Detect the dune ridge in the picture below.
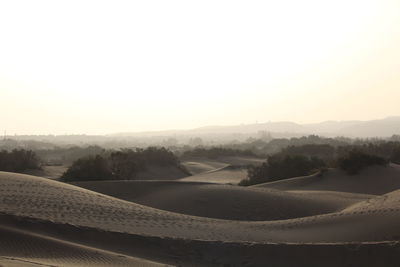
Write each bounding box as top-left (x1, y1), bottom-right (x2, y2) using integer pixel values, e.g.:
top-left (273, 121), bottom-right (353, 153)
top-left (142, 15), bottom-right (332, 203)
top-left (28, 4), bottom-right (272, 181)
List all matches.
top-left (0, 222), bottom-right (166, 267)
top-left (254, 164), bottom-right (400, 194)
top-left (73, 180), bottom-right (372, 221)
top-left (2, 168), bottom-right (400, 266)
top-left (180, 165), bottom-right (248, 184)
top-left (1, 171), bottom-right (400, 243)
top-left (2, 213), bottom-right (400, 267)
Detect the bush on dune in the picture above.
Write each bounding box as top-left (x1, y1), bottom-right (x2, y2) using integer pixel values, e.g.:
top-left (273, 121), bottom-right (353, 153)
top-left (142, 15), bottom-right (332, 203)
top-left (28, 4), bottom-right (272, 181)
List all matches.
top-left (61, 147), bottom-right (189, 182)
top-left (0, 149), bottom-right (41, 172)
top-left (391, 148), bottom-right (400, 165)
top-left (239, 141), bottom-right (399, 186)
top-left (239, 154), bottom-right (325, 186)
top-left (61, 155), bottom-right (113, 181)
top-left (337, 150), bottom-right (388, 175)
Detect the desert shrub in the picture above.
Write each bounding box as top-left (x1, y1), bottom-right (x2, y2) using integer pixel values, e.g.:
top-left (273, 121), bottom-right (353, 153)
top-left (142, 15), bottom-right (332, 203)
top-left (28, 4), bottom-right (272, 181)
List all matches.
top-left (267, 155), bottom-right (325, 180)
top-left (61, 155), bottom-right (113, 181)
top-left (139, 147), bottom-right (179, 166)
top-left (239, 154), bottom-right (325, 186)
top-left (280, 144), bottom-right (335, 162)
top-left (109, 151), bottom-right (140, 180)
top-left (239, 162), bottom-right (270, 186)
top-left (337, 150), bottom-right (388, 175)
top-left (61, 147), bottom-right (188, 181)
top-left (0, 149), bottom-right (41, 172)
top-left (391, 147), bottom-right (400, 164)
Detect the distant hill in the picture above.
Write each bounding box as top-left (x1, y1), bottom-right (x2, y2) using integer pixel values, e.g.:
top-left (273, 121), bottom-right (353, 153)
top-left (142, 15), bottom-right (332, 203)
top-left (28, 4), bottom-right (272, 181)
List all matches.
top-left (111, 116), bottom-right (400, 138)
top-left (334, 117), bottom-right (400, 137)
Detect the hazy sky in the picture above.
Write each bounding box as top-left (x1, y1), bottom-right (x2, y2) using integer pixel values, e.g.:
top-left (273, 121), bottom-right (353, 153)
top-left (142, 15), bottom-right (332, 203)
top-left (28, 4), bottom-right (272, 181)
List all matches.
top-left (1, 0), bottom-right (400, 134)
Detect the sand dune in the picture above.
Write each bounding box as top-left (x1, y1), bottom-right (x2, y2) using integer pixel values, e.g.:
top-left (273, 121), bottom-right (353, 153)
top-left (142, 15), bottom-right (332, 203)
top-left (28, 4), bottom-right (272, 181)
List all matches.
top-left (2, 171), bottom-right (400, 265)
top-left (1, 171), bottom-right (400, 243)
top-left (134, 165), bottom-right (189, 180)
top-left (180, 165), bottom-right (248, 184)
top-left (254, 164), bottom-right (400, 195)
top-left (181, 156), bottom-right (264, 176)
top-left (181, 160), bottom-right (228, 175)
top-left (216, 156), bottom-right (265, 166)
top-left (180, 156), bottom-right (265, 184)
top-left (2, 214), bottom-right (400, 267)
top-left (0, 222), bottom-right (166, 267)
top-left (73, 180), bottom-right (372, 221)
top-left (23, 165), bottom-right (68, 180)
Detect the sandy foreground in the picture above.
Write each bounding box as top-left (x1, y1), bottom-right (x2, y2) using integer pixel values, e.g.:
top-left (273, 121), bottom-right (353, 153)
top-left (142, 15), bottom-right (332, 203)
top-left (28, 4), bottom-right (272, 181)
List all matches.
top-left (1, 165), bottom-right (400, 266)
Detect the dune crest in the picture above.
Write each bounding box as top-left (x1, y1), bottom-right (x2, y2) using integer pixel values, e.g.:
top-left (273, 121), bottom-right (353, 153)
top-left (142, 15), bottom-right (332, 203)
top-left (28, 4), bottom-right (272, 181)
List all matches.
top-left (0, 171), bottom-right (399, 243)
top-left (255, 164), bottom-right (400, 195)
top-left (2, 170), bottom-right (400, 266)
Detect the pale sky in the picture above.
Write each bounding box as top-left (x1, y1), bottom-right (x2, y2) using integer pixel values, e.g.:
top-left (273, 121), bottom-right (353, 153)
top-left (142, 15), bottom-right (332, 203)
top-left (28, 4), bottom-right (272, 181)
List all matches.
top-left (1, 0), bottom-right (400, 134)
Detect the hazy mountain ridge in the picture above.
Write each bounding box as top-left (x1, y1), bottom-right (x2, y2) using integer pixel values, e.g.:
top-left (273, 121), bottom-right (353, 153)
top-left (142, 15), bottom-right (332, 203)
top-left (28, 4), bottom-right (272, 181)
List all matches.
top-left (111, 117), bottom-right (400, 138)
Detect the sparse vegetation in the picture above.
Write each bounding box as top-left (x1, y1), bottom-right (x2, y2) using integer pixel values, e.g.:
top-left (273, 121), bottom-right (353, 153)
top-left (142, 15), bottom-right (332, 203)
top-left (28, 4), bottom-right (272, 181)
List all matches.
top-left (0, 149), bottom-right (41, 172)
top-left (337, 150), bottom-right (388, 175)
top-left (240, 144), bottom-right (394, 186)
top-left (239, 154), bottom-right (325, 186)
top-left (61, 147), bottom-right (189, 182)
top-left (280, 144), bottom-right (336, 162)
top-left (2, 135), bottom-right (400, 184)
top-left (61, 155), bottom-right (112, 181)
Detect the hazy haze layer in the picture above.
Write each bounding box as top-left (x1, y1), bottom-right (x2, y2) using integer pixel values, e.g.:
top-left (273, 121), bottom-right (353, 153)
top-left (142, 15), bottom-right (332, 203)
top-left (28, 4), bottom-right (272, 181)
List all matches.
top-left (1, 0), bottom-right (399, 134)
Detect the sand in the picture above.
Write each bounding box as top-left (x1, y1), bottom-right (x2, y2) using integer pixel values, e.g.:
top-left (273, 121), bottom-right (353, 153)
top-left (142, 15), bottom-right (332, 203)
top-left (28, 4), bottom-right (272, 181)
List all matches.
top-left (181, 160), bottom-right (229, 175)
top-left (181, 156), bottom-right (264, 176)
top-left (2, 166), bottom-right (400, 266)
top-left (73, 180), bottom-right (372, 221)
top-left (135, 165), bottom-right (189, 180)
top-left (0, 222), bottom-right (166, 267)
top-left (255, 163), bottom-right (400, 194)
top-left (22, 165), bottom-right (69, 180)
top-left (180, 156), bottom-right (265, 184)
top-left (180, 166), bottom-right (248, 184)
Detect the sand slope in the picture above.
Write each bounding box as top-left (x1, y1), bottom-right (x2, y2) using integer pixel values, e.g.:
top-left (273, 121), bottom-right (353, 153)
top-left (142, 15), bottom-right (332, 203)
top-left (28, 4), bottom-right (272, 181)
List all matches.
top-left (135, 165), bottom-right (189, 180)
top-left (0, 171), bottom-right (399, 243)
top-left (2, 214), bottom-right (400, 267)
top-left (0, 223), bottom-right (166, 267)
top-left (254, 164), bottom-right (400, 195)
top-left (181, 156), bottom-right (264, 176)
top-left (73, 180), bottom-right (372, 221)
top-left (2, 171), bottom-right (400, 266)
top-left (180, 166), bottom-right (248, 184)
top-left (23, 165), bottom-right (68, 180)
top-left (181, 160), bottom-right (228, 175)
